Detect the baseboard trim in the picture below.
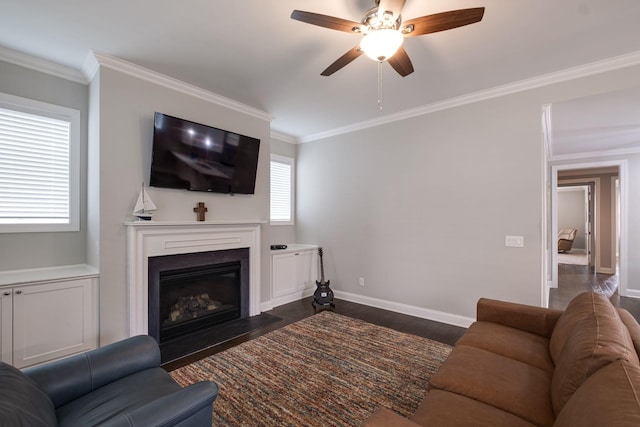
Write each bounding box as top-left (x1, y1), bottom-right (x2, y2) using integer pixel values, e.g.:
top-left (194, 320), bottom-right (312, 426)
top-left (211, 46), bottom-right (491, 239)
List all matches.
top-left (623, 288), bottom-right (640, 299)
top-left (334, 290), bottom-right (474, 328)
top-left (268, 288), bottom-right (315, 310)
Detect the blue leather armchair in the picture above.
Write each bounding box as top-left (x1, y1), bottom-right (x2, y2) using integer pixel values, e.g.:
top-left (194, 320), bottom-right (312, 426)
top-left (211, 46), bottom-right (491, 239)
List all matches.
top-left (0, 335), bottom-right (218, 426)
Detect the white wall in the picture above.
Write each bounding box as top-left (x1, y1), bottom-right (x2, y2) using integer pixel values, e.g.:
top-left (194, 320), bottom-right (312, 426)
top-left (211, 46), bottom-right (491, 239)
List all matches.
top-left (0, 60), bottom-right (88, 270)
top-left (297, 64), bottom-right (640, 320)
top-left (558, 188), bottom-right (586, 250)
top-left (91, 64), bottom-right (271, 344)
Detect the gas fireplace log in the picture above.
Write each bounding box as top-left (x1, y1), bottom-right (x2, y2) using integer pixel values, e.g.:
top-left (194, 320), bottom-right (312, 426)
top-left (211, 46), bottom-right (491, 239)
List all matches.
top-left (165, 293), bottom-right (222, 324)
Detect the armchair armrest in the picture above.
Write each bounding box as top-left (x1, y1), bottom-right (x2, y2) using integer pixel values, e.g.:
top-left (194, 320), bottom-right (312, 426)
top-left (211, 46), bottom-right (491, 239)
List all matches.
top-left (24, 335), bottom-right (160, 408)
top-left (477, 298), bottom-right (563, 338)
top-left (99, 381), bottom-right (219, 427)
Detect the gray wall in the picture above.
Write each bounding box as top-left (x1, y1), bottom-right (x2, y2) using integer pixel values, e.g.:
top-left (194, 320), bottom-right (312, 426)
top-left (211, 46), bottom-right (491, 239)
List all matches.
top-left (558, 188), bottom-right (586, 250)
top-left (269, 137), bottom-right (297, 245)
top-left (296, 64), bottom-right (640, 319)
top-left (0, 60), bottom-right (88, 270)
top-left (91, 65), bottom-right (271, 344)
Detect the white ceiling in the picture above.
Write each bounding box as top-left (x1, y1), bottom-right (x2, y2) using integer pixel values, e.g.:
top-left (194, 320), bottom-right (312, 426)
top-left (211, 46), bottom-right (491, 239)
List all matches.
top-left (2, 0), bottom-right (640, 142)
top-left (550, 87), bottom-right (640, 158)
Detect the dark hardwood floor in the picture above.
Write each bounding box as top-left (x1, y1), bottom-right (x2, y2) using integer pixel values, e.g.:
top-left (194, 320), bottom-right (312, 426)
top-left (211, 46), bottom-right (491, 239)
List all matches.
top-left (164, 265), bottom-right (640, 371)
top-left (551, 262), bottom-right (640, 321)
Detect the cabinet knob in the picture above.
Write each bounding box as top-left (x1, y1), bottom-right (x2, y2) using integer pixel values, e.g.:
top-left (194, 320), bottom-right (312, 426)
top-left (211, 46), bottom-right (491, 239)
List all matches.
top-left (2, 291), bottom-right (10, 296)
top-left (15, 290), bottom-right (22, 295)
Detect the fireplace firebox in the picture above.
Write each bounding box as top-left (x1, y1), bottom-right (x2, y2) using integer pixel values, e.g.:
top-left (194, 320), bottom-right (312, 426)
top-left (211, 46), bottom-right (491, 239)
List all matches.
top-left (148, 248), bottom-right (250, 349)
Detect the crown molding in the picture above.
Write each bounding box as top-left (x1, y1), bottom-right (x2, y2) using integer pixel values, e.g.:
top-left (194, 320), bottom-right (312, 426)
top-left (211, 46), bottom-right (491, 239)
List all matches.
top-left (0, 45), bottom-right (88, 84)
top-left (299, 50), bottom-right (640, 143)
top-left (88, 51), bottom-right (272, 123)
top-left (81, 50), bottom-right (100, 82)
top-left (550, 145), bottom-right (640, 162)
top-left (270, 130), bottom-right (298, 144)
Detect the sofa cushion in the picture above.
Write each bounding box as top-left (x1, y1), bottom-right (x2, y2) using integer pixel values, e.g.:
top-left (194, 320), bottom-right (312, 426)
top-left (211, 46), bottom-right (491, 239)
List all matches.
top-left (618, 308), bottom-right (640, 360)
top-left (55, 367), bottom-right (181, 427)
top-left (554, 360), bottom-right (640, 426)
top-left (549, 291), bottom-right (599, 361)
top-left (0, 362), bottom-right (58, 427)
top-left (456, 321), bottom-right (554, 372)
top-left (550, 293), bottom-right (639, 414)
top-left (411, 389), bottom-right (537, 427)
top-left (428, 345), bottom-right (554, 427)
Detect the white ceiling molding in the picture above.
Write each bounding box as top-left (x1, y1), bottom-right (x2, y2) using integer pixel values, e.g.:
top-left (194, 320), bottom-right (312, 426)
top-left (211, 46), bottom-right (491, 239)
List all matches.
top-left (550, 145), bottom-right (640, 162)
top-left (299, 50), bottom-right (640, 143)
top-left (0, 45), bottom-right (87, 84)
top-left (270, 130), bottom-right (297, 144)
top-left (87, 51), bottom-right (272, 123)
top-left (81, 50), bottom-right (100, 83)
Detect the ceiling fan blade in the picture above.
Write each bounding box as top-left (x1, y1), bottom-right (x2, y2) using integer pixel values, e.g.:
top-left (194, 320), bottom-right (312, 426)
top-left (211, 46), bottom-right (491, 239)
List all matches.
top-left (402, 7), bottom-right (485, 37)
top-left (321, 46), bottom-right (364, 76)
top-left (377, 0), bottom-right (406, 20)
top-left (387, 46), bottom-right (414, 77)
top-left (291, 10), bottom-right (362, 33)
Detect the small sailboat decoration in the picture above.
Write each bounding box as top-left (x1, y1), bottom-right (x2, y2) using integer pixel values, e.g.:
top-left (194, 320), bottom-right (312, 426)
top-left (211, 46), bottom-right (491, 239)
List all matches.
top-left (133, 183), bottom-right (157, 221)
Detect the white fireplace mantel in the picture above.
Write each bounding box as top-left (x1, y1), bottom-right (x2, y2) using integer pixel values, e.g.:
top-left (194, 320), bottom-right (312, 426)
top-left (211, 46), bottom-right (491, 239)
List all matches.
top-left (125, 220), bottom-right (264, 336)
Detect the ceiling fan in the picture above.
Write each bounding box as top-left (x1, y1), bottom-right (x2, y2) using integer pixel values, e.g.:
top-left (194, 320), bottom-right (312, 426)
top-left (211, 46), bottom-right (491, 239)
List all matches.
top-left (291, 0), bottom-right (485, 77)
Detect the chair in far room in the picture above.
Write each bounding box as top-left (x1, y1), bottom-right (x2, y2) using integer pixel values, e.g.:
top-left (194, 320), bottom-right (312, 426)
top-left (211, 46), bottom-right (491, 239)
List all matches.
top-left (558, 228), bottom-right (577, 253)
top-left (0, 335), bottom-right (218, 426)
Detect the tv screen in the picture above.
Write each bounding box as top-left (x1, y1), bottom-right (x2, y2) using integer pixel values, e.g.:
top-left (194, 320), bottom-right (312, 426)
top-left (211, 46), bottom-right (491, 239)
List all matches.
top-left (150, 112), bottom-right (260, 194)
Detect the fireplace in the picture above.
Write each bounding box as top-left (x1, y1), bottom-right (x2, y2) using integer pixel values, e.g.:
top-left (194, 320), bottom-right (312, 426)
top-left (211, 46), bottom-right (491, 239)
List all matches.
top-left (148, 248), bottom-right (250, 347)
top-left (127, 221), bottom-right (262, 336)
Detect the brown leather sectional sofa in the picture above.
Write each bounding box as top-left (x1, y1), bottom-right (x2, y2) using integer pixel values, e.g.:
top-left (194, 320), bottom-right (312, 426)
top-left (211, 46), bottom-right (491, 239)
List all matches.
top-left (363, 292), bottom-right (640, 426)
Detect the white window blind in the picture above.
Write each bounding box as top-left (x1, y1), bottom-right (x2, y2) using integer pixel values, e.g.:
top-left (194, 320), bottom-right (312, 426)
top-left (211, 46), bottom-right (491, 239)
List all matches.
top-left (0, 93), bottom-right (79, 232)
top-left (270, 155), bottom-right (294, 224)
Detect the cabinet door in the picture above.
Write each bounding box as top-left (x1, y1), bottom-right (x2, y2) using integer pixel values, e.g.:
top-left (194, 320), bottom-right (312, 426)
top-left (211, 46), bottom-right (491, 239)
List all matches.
top-left (272, 253), bottom-right (297, 298)
top-left (13, 278), bottom-right (97, 368)
top-left (296, 250), bottom-right (318, 291)
top-left (0, 289), bottom-right (12, 364)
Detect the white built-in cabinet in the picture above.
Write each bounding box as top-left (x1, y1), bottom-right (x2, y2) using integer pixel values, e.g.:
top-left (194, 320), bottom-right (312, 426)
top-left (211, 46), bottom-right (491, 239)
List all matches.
top-left (271, 244), bottom-right (318, 308)
top-left (0, 265), bottom-right (98, 368)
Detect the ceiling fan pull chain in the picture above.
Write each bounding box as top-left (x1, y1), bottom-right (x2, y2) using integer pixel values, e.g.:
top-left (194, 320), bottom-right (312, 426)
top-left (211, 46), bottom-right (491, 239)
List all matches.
top-left (377, 60), bottom-right (383, 111)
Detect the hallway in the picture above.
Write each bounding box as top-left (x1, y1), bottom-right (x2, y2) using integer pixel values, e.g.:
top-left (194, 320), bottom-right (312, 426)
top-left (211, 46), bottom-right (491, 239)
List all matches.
top-left (550, 263), bottom-right (640, 321)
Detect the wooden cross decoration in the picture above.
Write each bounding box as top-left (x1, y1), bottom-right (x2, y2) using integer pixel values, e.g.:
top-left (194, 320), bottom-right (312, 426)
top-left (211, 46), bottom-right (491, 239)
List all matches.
top-left (193, 202), bottom-right (208, 221)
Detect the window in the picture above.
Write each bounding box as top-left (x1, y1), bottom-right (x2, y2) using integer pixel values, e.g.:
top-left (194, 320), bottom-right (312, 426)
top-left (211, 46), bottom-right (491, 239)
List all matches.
top-left (0, 93), bottom-right (80, 233)
top-left (270, 154), bottom-right (294, 225)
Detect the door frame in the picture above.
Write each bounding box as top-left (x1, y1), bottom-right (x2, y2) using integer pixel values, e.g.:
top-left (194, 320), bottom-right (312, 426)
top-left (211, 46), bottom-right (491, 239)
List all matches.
top-left (556, 184), bottom-right (592, 267)
top-left (549, 160), bottom-right (628, 299)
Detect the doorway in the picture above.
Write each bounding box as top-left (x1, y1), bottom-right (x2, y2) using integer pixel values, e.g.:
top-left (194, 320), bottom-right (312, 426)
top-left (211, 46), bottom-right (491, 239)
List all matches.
top-left (548, 161), bottom-right (627, 307)
top-left (557, 185), bottom-right (591, 267)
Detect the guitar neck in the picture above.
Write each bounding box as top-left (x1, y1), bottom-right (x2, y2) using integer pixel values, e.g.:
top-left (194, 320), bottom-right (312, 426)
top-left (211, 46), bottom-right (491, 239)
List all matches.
top-left (319, 248), bottom-right (325, 283)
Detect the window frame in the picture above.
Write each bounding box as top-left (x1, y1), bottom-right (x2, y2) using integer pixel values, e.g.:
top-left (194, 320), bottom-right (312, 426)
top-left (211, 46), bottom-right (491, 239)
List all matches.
top-left (0, 92), bottom-right (80, 233)
top-left (270, 154), bottom-right (295, 226)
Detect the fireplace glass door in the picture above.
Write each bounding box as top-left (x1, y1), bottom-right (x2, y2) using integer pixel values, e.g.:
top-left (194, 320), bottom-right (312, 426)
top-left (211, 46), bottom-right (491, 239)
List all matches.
top-left (158, 261), bottom-right (241, 342)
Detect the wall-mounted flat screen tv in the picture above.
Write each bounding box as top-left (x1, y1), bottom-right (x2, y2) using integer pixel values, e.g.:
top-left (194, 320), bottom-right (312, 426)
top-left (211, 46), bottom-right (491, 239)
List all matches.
top-left (150, 112), bottom-right (260, 194)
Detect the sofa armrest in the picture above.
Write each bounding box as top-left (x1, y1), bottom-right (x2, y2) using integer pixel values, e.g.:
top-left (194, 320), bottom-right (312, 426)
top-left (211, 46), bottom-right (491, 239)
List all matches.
top-left (361, 407), bottom-right (421, 427)
top-left (477, 298), bottom-right (563, 338)
top-left (99, 381), bottom-right (219, 427)
top-left (24, 335), bottom-right (160, 408)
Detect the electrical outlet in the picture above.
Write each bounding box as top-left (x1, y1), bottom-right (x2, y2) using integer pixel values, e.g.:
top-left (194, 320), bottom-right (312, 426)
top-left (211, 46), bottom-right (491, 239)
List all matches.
top-left (358, 277), bottom-right (365, 287)
top-left (505, 235), bottom-right (524, 247)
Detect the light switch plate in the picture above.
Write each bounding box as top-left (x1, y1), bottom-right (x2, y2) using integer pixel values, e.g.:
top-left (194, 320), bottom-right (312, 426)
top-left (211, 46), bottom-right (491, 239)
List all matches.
top-left (505, 235), bottom-right (524, 247)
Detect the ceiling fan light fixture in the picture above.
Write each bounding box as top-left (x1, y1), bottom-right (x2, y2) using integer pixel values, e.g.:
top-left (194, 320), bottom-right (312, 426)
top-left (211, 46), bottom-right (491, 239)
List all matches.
top-left (360, 29), bottom-right (403, 62)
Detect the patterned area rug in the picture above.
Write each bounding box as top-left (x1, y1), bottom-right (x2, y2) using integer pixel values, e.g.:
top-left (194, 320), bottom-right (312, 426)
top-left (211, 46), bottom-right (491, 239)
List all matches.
top-left (170, 311), bottom-right (452, 426)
